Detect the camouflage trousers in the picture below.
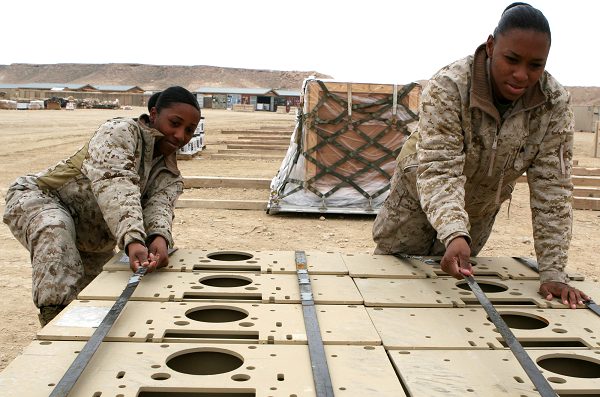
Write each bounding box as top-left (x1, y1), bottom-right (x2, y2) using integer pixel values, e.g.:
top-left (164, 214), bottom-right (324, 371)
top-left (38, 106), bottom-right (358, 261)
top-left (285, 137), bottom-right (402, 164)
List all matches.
top-left (3, 176), bottom-right (115, 308)
top-left (373, 161), bottom-right (498, 256)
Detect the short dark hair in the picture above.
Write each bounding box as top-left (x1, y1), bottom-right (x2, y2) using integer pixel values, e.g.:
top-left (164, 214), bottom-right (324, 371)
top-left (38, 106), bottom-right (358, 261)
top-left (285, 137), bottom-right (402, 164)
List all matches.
top-left (493, 2), bottom-right (551, 44)
top-left (154, 86), bottom-right (200, 113)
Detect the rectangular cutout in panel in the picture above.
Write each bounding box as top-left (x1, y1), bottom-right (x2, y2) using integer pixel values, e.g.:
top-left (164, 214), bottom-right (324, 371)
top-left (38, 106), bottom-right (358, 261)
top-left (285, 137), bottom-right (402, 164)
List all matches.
top-left (193, 265), bottom-right (261, 272)
top-left (163, 331), bottom-right (259, 340)
top-left (182, 294), bottom-right (262, 301)
top-left (465, 299), bottom-right (537, 306)
top-left (138, 392), bottom-right (255, 397)
top-left (499, 339), bottom-right (587, 348)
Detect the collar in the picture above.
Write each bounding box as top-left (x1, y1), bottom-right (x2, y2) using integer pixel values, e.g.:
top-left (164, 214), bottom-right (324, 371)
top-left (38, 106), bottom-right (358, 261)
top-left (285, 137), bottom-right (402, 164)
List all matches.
top-left (469, 43), bottom-right (547, 122)
top-left (137, 114), bottom-right (180, 175)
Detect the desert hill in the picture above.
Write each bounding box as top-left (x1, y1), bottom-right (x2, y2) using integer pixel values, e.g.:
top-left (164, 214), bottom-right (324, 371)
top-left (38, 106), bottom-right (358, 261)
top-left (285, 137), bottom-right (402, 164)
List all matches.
top-left (1, 63), bottom-right (599, 105)
top-left (0, 63), bottom-right (331, 92)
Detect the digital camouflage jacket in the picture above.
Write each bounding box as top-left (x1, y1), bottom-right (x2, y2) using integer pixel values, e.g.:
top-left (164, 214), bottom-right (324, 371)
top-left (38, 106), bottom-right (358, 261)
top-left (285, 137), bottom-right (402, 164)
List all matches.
top-left (34, 115), bottom-right (183, 251)
top-left (399, 44), bottom-right (574, 284)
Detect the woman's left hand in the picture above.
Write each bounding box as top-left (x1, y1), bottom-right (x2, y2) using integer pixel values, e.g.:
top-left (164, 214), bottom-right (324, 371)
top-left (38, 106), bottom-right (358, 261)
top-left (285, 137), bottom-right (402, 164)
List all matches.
top-left (539, 281), bottom-right (590, 309)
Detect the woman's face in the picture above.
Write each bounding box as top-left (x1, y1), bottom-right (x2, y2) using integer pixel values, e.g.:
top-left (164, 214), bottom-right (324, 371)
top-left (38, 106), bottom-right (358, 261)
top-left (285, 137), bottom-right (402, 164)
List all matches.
top-left (150, 103), bottom-right (200, 156)
top-left (486, 28), bottom-right (550, 102)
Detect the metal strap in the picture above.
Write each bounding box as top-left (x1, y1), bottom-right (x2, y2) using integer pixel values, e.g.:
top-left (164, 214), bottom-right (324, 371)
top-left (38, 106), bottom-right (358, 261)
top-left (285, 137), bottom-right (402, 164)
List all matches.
top-left (295, 250), bottom-right (334, 397)
top-left (49, 267), bottom-right (147, 397)
top-left (465, 275), bottom-right (557, 397)
top-left (513, 256), bottom-right (599, 317)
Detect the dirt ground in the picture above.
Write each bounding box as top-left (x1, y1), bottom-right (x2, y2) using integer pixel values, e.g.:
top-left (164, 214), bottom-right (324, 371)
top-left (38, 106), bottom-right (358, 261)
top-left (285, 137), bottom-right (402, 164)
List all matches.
top-left (1, 107), bottom-right (599, 371)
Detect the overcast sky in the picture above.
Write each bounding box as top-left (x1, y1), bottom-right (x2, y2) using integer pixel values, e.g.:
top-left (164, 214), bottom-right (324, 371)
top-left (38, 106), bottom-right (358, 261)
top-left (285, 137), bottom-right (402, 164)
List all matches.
top-left (2, 0), bottom-right (599, 86)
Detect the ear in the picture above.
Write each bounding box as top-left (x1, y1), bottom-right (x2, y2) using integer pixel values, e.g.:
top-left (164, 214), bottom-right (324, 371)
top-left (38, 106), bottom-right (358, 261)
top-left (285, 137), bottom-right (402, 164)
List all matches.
top-left (149, 107), bottom-right (157, 124)
top-left (485, 34), bottom-right (495, 58)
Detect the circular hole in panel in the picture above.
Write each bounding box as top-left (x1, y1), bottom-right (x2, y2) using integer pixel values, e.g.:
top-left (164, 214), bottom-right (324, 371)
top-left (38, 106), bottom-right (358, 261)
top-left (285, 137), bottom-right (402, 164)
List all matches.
top-left (151, 373), bottom-right (171, 380)
top-left (206, 251), bottom-right (254, 261)
top-left (199, 276), bottom-right (252, 288)
top-left (456, 280), bottom-right (508, 293)
top-left (239, 322), bottom-right (254, 327)
top-left (485, 313), bottom-right (549, 330)
top-left (537, 354), bottom-right (600, 378)
top-left (186, 307), bottom-right (249, 323)
top-left (552, 328), bottom-right (568, 334)
top-left (231, 374), bottom-right (251, 382)
top-left (174, 321), bottom-right (190, 326)
top-left (167, 350), bottom-right (243, 375)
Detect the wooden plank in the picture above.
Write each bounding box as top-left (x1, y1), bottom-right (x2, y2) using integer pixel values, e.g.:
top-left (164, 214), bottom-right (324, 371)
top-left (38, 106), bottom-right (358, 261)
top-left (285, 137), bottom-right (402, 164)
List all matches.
top-left (183, 176), bottom-right (271, 189)
top-left (574, 187), bottom-right (600, 198)
top-left (207, 153), bottom-right (284, 160)
top-left (234, 136), bottom-right (291, 141)
top-left (218, 139), bottom-right (290, 145)
top-left (220, 129), bottom-right (291, 135)
top-left (217, 148), bottom-right (287, 155)
top-left (176, 198), bottom-right (267, 210)
top-left (518, 173), bottom-right (600, 186)
top-left (227, 144), bottom-right (289, 150)
top-left (573, 175), bottom-right (600, 186)
top-left (573, 167), bottom-right (600, 176)
top-left (573, 196), bottom-right (600, 211)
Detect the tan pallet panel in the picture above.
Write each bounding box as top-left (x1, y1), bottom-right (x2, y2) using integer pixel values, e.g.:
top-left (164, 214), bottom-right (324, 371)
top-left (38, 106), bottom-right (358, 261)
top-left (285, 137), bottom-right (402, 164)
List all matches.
top-left (389, 349), bottom-right (600, 396)
top-left (0, 341), bottom-right (406, 397)
top-left (341, 253), bottom-right (429, 278)
top-left (104, 249), bottom-right (349, 275)
top-left (367, 307), bottom-right (600, 350)
top-left (342, 254), bottom-right (539, 280)
top-left (38, 300), bottom-right (381, 346)
top-left (354, 277), bottom-right (600, 308)
top-left (79, 271), bottom-right (363, 304)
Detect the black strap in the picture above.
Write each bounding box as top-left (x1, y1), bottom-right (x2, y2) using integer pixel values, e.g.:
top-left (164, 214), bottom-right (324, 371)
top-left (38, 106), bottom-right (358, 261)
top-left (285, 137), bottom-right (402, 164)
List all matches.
top-left (295, 250), bottom-right (334, 397)
top-left (49, 267), bottom-right (147, 397)
top-left (465, 275), bottom-right (557, 397)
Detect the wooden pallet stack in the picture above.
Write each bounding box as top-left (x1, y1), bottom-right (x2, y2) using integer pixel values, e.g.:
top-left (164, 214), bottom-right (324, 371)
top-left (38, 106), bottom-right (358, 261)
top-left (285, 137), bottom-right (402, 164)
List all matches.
top-left (211, 127), bottom-right (294, 161)
top-left (1, 250), bottom-right (599, 396)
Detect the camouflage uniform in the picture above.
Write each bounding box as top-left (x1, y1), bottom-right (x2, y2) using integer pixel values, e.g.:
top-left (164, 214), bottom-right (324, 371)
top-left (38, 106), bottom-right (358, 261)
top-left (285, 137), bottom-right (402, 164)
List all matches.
top-left (373, 44), bottom-right (573, 284)
top-left (3, 115), bottom-right (184, 308)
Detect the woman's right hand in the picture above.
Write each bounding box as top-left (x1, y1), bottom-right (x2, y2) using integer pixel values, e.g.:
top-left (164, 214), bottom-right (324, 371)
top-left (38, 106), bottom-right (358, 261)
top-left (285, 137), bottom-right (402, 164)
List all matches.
top-left (440, 237), bottom-right (472, 279)
top-left (127, 242), bottom-right (158, 272)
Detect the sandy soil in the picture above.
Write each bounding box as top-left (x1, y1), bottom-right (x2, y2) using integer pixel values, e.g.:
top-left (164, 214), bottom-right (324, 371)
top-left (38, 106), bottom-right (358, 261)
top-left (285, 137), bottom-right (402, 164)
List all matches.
top-left (0, 107), bottom-right (599, 371)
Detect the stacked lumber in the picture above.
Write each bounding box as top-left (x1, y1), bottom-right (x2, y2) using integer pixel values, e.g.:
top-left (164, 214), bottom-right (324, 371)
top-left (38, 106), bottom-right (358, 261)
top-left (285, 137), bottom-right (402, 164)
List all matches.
top-left (210, 127), bottom-right (293, 160)
top-left (518, 166), bottom-right (600, 210)
top-left (572, 167), bottom-right (600, 210)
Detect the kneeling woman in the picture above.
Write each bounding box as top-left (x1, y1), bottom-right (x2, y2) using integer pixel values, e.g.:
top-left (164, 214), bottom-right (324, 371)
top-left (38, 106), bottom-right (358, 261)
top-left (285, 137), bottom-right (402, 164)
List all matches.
top-left (4, 86), bottom-right (201, 325)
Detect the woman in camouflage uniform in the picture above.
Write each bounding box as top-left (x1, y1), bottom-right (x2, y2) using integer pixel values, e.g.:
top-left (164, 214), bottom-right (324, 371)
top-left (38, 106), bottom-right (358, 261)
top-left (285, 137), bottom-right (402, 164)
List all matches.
top-left (373, 3), bottom-right (589, 308)
top-left (4, 86), bottom-right (201, 325)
